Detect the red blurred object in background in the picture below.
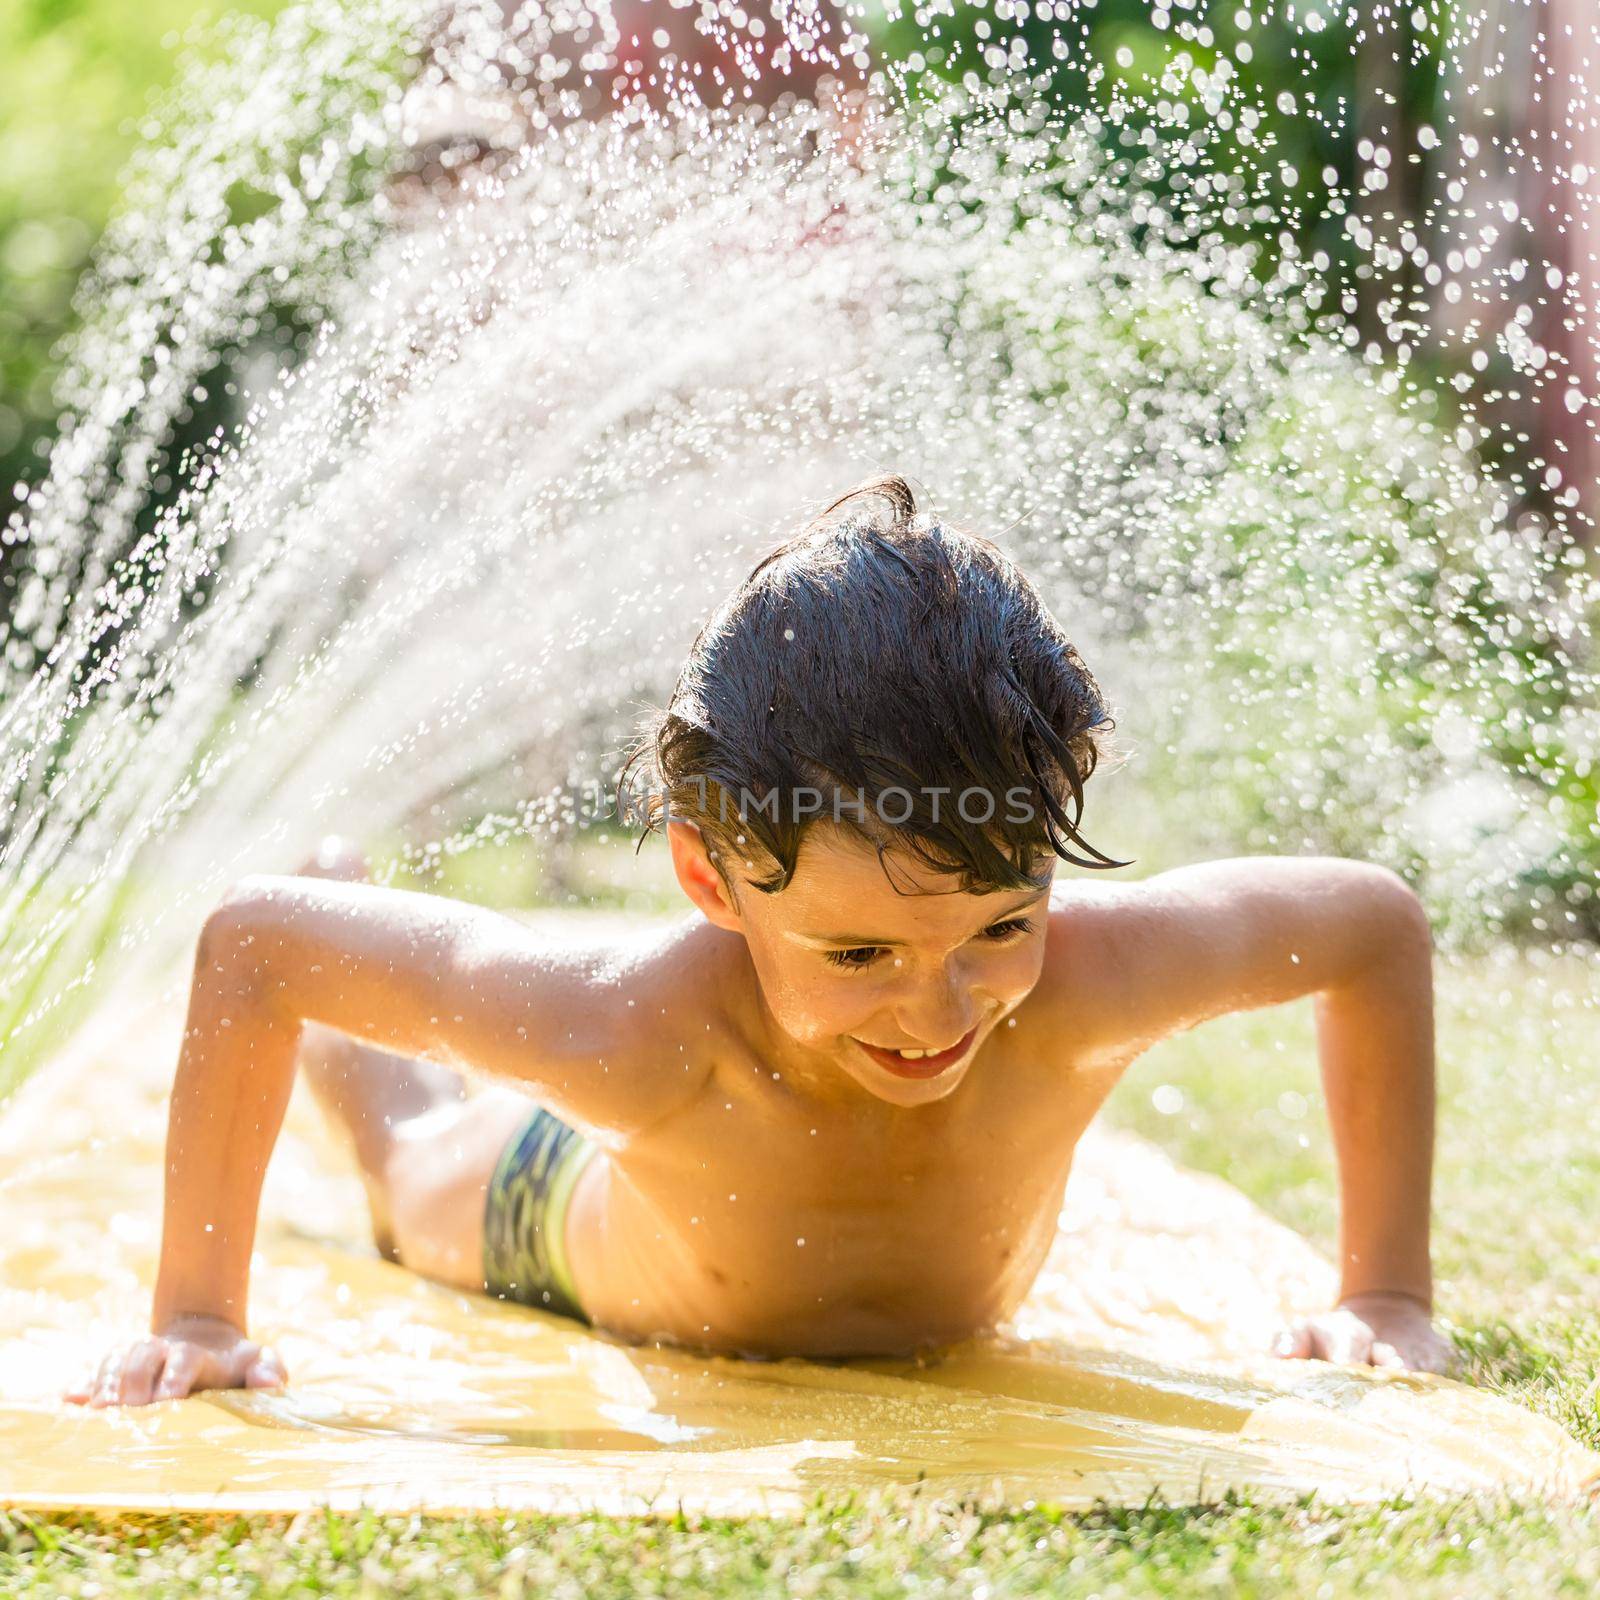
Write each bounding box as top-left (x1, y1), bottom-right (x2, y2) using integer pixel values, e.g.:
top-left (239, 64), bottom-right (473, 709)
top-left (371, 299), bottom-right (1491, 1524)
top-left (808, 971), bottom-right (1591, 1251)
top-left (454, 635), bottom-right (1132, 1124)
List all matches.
top-left (598, 0), bottom-right (869, 113)
top-left (394, 0), bottom-right (874, 210)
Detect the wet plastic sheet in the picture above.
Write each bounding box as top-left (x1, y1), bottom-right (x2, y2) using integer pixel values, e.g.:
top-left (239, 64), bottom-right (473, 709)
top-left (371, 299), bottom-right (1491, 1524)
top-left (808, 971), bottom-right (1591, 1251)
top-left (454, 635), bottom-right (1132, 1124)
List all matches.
top-left (1, 975), bottom-right (1594, 1517)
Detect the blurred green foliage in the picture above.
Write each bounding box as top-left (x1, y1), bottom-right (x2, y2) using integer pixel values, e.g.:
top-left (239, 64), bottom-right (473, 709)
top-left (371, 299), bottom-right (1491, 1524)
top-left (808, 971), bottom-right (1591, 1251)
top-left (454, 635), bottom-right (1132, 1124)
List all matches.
top-left (874, 0), bottom-right (1449, 339)
top-left (1, 0), bottom-right (1591, 948)
top-left (3, 0), bottom-right (1459, 535)
top-left (0, 0), bottom-right (289, 525)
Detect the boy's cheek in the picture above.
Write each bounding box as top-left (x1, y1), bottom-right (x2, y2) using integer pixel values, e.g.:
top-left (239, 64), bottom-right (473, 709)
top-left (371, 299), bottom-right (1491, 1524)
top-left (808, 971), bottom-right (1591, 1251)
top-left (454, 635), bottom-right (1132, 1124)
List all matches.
top-left (780, 995), bottom-right (874, 1048)
top-left (800, 1000), bottom-right (895, 1056)
top-left (755, 948), bottom-right (866, 1026)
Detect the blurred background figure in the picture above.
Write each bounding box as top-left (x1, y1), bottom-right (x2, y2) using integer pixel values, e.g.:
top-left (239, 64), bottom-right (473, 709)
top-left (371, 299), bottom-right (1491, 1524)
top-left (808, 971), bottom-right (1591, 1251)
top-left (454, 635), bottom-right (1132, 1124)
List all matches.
top-left (392, 0), bottom-right (874, 207)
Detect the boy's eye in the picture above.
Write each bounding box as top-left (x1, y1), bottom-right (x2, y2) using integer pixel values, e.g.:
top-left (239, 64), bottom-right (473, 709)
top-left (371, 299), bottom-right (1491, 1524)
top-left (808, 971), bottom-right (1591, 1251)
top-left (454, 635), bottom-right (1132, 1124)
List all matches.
top-left (822, 916), bottom-right (1036, 972)
top-left (824, 945), bottom-right (882, 970)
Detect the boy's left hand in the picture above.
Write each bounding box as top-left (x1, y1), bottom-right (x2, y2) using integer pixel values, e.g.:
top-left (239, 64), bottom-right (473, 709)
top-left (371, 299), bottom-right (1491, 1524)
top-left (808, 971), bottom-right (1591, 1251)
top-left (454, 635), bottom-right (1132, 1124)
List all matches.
top-left (1271, 1290), bottom-right (1454, 1375)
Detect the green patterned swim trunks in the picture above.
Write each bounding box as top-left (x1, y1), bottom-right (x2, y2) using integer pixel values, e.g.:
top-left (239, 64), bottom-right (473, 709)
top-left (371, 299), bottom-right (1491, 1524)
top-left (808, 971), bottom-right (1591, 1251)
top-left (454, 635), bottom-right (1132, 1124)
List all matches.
top-left (482, 1102), bottom-right (599, 1322)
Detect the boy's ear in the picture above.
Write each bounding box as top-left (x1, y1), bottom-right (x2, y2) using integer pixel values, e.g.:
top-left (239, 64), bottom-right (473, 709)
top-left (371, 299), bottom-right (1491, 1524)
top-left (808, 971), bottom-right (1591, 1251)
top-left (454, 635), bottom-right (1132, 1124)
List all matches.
top-left (667, 819), bottom-right (741, 931)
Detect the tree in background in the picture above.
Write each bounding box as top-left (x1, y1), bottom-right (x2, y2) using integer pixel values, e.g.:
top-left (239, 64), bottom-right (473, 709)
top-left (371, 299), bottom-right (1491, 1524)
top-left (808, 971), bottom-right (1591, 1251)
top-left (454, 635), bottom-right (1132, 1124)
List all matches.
top-left (1426, 0), bottom-right (1600, 545)
top-left (877, 0), bottom-right (1598, 544)
top-left (874, 0), bottom-right (1439, 336)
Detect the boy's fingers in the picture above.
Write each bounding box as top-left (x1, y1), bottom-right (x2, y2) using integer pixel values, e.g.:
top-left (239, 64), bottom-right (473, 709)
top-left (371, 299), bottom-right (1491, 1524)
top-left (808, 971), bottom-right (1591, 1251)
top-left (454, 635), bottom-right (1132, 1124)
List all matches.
top-left (72, 1338), bottom-right (285, 1405)
top-left (83, 1350), bottom-right (113, 1401)
top-left (244, 1347), bottom-right (287, 1389)
top-left (1294, 1322), bottom-right (1342, 1364)
top-left (1370, 1340), bottom-right (1405, 1370)
top-left (118, 1339), bottom-right (169, 1407)
top-left (155, 1345), bottom-right (203, 1400)
top-left (89, 1349), bottom-right (128, 1408)
top-left (1270, 1324), bottom-right (1312, 1359)
top-left (1327, 1324), bottom-right (1371, 1366)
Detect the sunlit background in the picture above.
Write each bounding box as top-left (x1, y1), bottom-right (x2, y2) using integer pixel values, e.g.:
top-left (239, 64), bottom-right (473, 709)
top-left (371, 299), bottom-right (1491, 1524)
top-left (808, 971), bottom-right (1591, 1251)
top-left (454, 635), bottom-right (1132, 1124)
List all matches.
top-left (1, 0), bottom-right (1597, 1139)
top-left (2, 1), bottom-right (1600, 1583)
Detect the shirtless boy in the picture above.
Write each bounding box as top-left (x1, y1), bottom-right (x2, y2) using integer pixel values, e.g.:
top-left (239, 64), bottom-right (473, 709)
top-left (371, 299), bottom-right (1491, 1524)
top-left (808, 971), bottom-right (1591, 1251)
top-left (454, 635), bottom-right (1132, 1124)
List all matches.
top-left (74, 473), bottom-right (1452, 1407)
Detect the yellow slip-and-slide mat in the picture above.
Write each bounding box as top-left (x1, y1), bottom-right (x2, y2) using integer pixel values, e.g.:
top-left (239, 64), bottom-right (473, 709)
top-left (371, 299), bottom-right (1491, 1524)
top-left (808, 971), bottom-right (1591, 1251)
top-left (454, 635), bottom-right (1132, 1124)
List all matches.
top-left (1, 922), bottom-right (1594, 1516)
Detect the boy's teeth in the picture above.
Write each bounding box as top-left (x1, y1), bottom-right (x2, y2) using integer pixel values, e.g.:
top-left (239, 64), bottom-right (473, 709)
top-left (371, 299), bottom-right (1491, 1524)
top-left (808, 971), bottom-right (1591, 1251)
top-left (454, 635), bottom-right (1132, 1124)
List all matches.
top-left (896, 1047), bottom-right (934, 1058)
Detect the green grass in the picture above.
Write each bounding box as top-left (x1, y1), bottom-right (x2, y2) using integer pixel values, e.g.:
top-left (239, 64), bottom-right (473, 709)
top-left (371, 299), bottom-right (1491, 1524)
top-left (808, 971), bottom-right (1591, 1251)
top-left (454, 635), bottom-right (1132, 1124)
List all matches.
top-left (2, 1486), bottom-right (1599, 1597)
top-left (3, 848), bottom-right (1598, 1593)
top-left (1108, 952), bottom-right (1600, 1455)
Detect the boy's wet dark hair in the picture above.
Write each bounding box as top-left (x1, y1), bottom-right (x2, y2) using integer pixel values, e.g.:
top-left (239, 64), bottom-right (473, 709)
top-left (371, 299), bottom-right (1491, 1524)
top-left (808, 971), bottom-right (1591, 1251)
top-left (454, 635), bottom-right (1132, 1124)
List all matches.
top-left (618, 473), bottom-right (1130, 897)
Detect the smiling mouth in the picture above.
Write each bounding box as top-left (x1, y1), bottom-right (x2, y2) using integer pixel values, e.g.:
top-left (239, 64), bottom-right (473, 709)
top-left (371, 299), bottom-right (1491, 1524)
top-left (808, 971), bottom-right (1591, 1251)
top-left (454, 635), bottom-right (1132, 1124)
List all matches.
top-left (852, 1025), bottom-right (981, 1079)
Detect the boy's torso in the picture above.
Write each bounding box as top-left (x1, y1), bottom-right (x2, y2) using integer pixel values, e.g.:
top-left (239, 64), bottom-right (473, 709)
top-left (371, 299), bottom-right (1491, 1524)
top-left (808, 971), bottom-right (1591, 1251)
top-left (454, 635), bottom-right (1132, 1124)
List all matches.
top-left (564, 910), bottom-right (1128, 1358)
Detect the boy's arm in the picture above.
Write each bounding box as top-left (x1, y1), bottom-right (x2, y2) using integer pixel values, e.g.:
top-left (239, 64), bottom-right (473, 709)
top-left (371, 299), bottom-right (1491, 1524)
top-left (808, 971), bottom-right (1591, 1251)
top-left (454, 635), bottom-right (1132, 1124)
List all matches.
top-left (76, 874), bottom-right (701, 1399)
top-left (1050, 856), bottom-right (1447, 1370)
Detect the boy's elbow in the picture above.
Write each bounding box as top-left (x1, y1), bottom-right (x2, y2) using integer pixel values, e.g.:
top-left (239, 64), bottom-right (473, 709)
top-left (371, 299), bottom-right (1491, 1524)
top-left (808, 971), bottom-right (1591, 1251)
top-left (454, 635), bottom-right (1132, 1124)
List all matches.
top-left (215, 873), bottom-right (281, 914)
top-left (1351, 863), bottom-right (1432, 955)
top-left (197, 878), bottom-right (280, 978)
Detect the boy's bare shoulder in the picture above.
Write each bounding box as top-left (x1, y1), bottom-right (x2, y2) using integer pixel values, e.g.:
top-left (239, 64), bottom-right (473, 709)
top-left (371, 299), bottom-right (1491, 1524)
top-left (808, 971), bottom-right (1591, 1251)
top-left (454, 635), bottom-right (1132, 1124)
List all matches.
top-left (1026, 868), bottom-right (1285, 1068)
top-left (502, 908), bottom-right (748, 1133)
top-left (1031, 868), bottom-right (1271, 1066)
top-left (1030, 855), bottom-right (1423, 1071)
top-left (1021, 875), bottom-right (1167, 1070)
top-left (514, 906), bottom-right (736, 987)
top-left (583, 907), bottom-right (753, 1056)
top-left (591, 910), bottom-right (751, 1038)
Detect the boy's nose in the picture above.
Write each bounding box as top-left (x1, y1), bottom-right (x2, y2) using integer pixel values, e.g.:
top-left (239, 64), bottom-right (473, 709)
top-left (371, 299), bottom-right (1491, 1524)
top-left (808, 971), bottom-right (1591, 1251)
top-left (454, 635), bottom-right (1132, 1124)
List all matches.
top-left (890, 985), bottom-right (981, 1051)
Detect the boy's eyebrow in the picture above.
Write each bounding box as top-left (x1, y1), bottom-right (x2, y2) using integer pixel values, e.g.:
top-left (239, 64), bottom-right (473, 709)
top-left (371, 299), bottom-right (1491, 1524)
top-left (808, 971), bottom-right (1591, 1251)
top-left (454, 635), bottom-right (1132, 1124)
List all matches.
top-left (786, 887), bottom-right (1051, 948)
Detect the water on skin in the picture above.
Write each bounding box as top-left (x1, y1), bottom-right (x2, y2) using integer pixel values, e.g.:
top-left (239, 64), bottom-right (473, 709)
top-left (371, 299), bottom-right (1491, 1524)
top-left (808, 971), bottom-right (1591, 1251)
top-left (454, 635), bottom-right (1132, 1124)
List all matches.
top-left (0, 0), bottom-right (1595, 1087)
top-left (0, 0), bottom-right (1597, 1508)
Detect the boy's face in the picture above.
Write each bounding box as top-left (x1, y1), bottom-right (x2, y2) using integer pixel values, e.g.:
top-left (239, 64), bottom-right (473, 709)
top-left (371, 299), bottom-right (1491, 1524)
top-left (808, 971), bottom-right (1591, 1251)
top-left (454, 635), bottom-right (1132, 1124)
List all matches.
top-left (668, 819), bottom-right (1055, 1109)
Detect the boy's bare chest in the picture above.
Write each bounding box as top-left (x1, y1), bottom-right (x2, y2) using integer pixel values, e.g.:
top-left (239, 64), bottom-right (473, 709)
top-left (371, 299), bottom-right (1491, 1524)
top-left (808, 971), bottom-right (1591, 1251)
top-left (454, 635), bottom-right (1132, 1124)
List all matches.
top-left (593, 1037), bottom-right (1108, 1355)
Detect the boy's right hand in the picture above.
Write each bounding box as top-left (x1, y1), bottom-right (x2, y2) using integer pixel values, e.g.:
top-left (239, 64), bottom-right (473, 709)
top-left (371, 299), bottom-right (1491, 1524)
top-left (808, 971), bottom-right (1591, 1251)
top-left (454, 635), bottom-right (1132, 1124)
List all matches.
top-left (65, 1314), bottom-right (287, 1408)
